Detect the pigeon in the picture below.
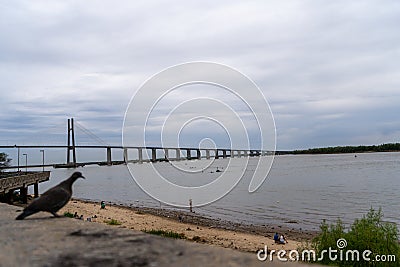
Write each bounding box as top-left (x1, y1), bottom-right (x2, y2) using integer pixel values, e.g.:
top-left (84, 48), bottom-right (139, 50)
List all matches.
top-left (16, 172), bottom-right (85, 220)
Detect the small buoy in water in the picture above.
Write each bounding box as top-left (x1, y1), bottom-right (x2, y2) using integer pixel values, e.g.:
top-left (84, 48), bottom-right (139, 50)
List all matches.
top-left (276, 201), bottom-right (279, 203)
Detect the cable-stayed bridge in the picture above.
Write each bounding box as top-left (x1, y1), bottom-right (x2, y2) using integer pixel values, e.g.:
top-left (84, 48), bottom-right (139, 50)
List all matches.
top-left (0, 118), bottom-right (273, 170)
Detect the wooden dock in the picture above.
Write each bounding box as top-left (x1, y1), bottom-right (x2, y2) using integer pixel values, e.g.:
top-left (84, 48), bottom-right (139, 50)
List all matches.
top-left (0, 171), bottom-right (50, 204)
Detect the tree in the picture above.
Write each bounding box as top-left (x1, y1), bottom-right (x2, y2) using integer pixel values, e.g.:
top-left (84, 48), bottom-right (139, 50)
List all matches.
top-left (0, 152), bottom-right (11, 172)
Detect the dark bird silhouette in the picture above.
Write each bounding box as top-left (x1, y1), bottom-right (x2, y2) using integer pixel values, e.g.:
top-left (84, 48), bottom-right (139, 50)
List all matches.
top-left (16, 172), bottom-right (85, 220)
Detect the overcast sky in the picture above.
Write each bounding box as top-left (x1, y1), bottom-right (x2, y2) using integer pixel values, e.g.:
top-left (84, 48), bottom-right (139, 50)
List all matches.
top-left (1, 0), bottom-right (400, 151)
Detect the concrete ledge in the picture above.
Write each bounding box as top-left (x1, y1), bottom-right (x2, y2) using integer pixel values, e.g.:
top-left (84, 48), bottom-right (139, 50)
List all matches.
top-left (0, 203), bottom-right (319, 267)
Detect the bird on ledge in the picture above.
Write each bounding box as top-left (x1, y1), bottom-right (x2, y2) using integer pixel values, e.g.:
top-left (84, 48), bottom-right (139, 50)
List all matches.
top-left (16, 172), bottom-right (85, 220)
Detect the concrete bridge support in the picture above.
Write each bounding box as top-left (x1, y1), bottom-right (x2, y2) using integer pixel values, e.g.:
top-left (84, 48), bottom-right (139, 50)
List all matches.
top-left (106, 147), bottom-right (112, 166)
top-left (186, 149), bottom-right (191, 160)
top-left (176, 149), bottom-right (181, 160)
top-left (164, 149), bottom-right (169, 160)
top-left (206, 150), bottom-right (210, 159)
top-left (123, 148), bottom-right (128, 163)
top-left (196, 149), bottom-right (201, 160)
top-left (138, 148), bottom-right (143, 163)
top-left (151, 149), bottom-right (157, 162)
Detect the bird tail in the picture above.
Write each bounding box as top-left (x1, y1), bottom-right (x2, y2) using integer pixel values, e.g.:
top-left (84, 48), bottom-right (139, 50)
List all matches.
top-left (16, 209), bottom-right (36, 220)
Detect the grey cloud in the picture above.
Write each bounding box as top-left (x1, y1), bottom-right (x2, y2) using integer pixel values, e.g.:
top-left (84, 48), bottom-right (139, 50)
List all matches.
top-left (1, 1), bottom-right (400, 150)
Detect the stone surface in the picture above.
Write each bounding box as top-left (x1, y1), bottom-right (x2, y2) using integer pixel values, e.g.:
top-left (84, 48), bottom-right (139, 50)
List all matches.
top-left (0, 203), bottom-right (320, 267)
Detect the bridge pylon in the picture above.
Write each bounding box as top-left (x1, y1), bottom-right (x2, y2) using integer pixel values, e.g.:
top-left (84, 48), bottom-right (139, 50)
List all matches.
top-left (66, 118), bottom-right (77, 166)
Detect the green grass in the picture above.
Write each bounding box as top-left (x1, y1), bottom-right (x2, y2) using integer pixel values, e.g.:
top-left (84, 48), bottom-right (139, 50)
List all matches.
top-left (63, 211), bottom-right (74, 218)
top-left (104, 219), bottom-right (122, 225)
top-left (142, 229), bottom-right (186, 239)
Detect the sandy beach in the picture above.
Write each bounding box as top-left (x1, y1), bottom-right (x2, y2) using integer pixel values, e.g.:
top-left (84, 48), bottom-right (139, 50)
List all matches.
top-left (60, 199), bottom-right (316, 253)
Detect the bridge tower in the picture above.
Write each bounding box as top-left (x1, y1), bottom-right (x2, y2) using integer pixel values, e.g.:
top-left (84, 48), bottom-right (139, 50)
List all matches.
top-left (67, 118), bottom-right (77, 166)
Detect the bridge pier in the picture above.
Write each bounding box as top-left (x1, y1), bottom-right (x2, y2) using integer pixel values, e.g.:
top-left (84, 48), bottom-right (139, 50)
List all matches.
top-left (106, 147), bottom-right (112, 166)
top-left (151, 149), bottom-right (157, 162)
top-left (222, 150), bottom-right (227, 158)
top-left (215, 149), bottom-right (219, 159)
top-left (138, 148), bottom-right (143, 163)
top-left (196, 149), bottom-right (201, 160)
top-left (186, 149), bottom-right (191, 160)
top-left (206, 150), bottom-right (210, 159)
top-left (123, 148), bottom-right (128, 163)
top-left (176, 149), bottom-right (180, 160)
top-left (164, 149), bottom-right (169, 160)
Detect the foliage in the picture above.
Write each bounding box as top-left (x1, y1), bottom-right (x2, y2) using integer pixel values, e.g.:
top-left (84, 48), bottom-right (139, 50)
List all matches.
top-left (63, 211), bottom-right (74, 218)
top-left (0, 152), bottom-right (12, 172)
top-left (142, 229), bottom-right (186, 239)
top-left (293, 143), bottom-right (400, 154)
top-left (104, 219), bottom-right (122, 225)
top-left (309, 208), bottom-right (399, 266)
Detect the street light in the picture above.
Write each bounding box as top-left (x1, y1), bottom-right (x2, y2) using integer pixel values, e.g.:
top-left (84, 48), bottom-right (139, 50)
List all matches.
top-left (22, 153), bottom-right (28, 173)
top-left (16, 145), bottom-right (20, 173)
top-left (40, 150), bottom-right (45, 172)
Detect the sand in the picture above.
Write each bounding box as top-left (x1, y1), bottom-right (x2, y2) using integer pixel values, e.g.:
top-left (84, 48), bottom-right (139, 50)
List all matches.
top-left (60, 199), bottom-right (313, 253)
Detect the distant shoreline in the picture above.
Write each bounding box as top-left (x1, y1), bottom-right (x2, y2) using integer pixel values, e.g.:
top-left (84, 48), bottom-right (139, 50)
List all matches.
top-left (276, 143), bottom-right (400, 155)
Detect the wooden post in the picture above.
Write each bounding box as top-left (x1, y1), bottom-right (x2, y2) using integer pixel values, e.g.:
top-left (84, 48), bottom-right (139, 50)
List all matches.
top-left (34, 182), bottom-right (39, 198)
top-left (5, 190), bottom-right (14, 204)
top-left (20, 186), bottom-right (28, 204)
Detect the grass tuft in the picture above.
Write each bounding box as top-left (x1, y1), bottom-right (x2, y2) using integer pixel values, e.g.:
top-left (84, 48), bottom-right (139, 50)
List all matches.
top-left (104, 219), bottom-right (122, 225)
top-left (142, 229), bottom-right (186, 239)
top-left (63, 211), bottom-right (74, 218)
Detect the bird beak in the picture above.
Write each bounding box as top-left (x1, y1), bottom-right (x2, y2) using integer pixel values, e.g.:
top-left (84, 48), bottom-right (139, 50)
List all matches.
top-left (80, 175), bottom-right (86, 179)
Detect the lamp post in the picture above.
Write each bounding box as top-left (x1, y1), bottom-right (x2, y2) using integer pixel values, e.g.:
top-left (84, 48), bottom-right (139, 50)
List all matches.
top-left (22, 153), bottom-right (28, 173)
top-left (40, 150), bottom-right (45, 172)
top-left (16, 145), bottom-right (20, 173)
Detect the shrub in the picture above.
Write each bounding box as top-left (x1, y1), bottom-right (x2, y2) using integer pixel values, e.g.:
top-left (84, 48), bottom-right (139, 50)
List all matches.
top-left (309, 208), bottom-right (399, 266)
top-left (63, 211), bottom-right (74, 218)
top-left (142, 229), bottom-right (185, 239)
top-left (104, 219), bottom-right (122, 225)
